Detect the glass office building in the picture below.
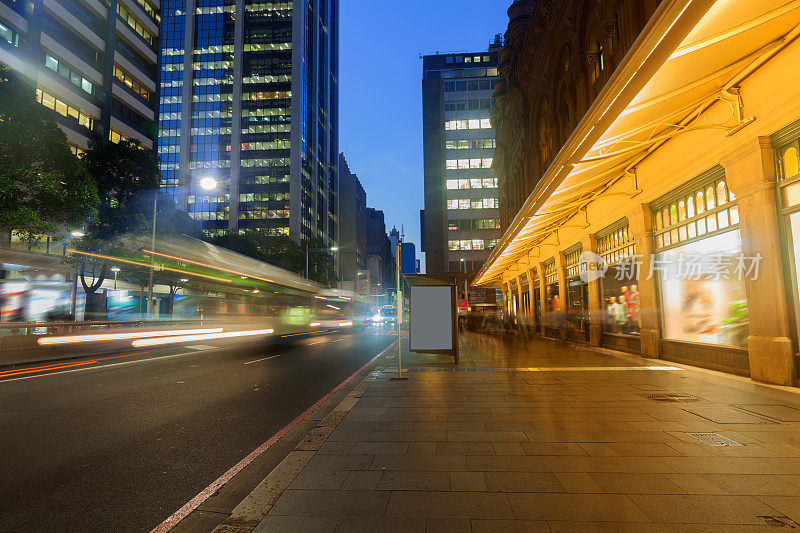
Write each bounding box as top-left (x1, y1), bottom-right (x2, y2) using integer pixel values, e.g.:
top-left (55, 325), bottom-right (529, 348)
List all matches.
top-left (158, 0), bottom-right (338, 242)
top-left (0, 0), bottom-right (160, 152)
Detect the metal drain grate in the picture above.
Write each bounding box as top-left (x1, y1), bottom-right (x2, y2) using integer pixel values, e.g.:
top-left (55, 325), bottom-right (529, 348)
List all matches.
top-left (758, 516), bottom-right (798, 528)
top-left (645, 392), bottom-right (703, 403)
top-left (687, 432), bottom-right (743, 446)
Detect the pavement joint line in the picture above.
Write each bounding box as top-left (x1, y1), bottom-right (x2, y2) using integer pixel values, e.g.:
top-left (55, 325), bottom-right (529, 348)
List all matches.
top-left (152, 340), bottom-right (398, 533)
top-left (588, 344), bottom-right (800, 395)
top-left (381, 366), bottom-right (684, 373)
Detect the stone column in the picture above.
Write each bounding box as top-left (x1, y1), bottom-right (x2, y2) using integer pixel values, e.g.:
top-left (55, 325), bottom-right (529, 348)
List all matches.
top-left (627, 203), bottom-right (661, 357)
top-left (555, 251), bottom-right (568, 340)
top-left (721, 137), bottom-right (796, 386)
top-left (581, 235), bottom-right (603, 346)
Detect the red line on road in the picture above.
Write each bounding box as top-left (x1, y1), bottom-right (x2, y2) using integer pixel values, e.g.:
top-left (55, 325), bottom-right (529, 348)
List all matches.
top-left (0, 352), bottom-right (148, 381)
top-left (150, 340), bottom-right (397, 533)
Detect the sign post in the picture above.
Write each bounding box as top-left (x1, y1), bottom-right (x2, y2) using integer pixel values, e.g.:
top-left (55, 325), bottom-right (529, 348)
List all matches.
top-left (392, 243), bottom-right (407, 380)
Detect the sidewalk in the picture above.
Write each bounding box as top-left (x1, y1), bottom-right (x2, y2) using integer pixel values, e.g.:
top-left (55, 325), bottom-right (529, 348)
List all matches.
top-left (217, 333), bottom-right (800, 532)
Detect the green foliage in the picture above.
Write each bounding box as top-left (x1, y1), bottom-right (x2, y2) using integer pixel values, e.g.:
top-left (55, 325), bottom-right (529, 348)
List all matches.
top-left (81, 138), bottom-right (161, 241)
top-left (301, 236), bottom-right (337, 287)
top-left (0, 66), bottom-right (98, 235)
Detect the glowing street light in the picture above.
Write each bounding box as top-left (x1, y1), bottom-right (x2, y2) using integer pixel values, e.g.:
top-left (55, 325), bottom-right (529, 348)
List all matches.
top-left (70, 230), bottom-right (85, 238)
top-left (111, 266), bottom-right (121, 289)
top-left (147, 178), bottom-right (217, 316)
top-left (199, 177), bottom-right (217, 190)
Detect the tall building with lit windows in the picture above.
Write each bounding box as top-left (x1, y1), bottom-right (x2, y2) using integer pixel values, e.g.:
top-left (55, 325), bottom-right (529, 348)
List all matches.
top-left (0, 0), bottom-right (160, 154)
top-left (420, 38), bottom-right (502, 303)
top-left (158, 0), bottom-right (338, 243)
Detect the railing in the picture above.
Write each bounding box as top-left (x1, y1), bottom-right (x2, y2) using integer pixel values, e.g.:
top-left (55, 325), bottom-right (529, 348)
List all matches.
top-left (0, 319), bottom-right (213, 336)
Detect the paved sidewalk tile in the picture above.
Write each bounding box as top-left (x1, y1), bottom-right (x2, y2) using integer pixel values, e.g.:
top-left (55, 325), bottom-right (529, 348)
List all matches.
top-left (249, 333), bottom-right (800, 531)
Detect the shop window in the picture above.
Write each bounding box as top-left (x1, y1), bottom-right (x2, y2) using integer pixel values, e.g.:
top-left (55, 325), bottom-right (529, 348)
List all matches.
top-left (563, 245), bottom-right (588, 334)
top-left (597, 220), bottom-right (639, 336)
top-left (653, 171), bottom-right (736, 250)
top-left (652, 167), bottom-right (747, 348)
top-left (543, 258), bottom-right (559, 313)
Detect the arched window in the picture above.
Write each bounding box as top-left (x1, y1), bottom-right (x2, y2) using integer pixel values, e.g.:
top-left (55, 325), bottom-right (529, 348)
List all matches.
top-left (784, 146), bottom-right (799, 179)
top-left (594, 40), bottom-right (605, 80)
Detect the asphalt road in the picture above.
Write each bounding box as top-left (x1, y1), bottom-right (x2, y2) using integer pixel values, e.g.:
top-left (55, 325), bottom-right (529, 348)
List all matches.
top-left (0, 329), bottom-right (394, 532)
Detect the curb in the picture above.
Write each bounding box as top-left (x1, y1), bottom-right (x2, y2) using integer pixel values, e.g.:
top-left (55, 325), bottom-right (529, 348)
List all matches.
top-left (193, 342), bottom-right (395, 533)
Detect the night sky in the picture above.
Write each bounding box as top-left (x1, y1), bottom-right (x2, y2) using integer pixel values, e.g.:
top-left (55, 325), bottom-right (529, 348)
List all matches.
top-left (339, 1), bottom-right (509, 271)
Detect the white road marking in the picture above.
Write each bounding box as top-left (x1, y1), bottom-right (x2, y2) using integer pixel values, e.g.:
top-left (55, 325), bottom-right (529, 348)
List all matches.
top-left (244, 354), bottom-right (282, 365)
top-left (331, 339), bottom-right (344, 343)
top-left (186, 345), bottom-right (218, 351)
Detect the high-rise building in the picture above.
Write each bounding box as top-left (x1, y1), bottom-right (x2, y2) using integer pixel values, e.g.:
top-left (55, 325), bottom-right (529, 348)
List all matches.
top-left (337, 153), bottom-right (366, 290)
top-left (158, 0), bottom-right (338, 243)
top-left (0, 0), bottom-right (161, 153)
top-left (366, 207), bottom-right (394, 302)
top-left (420, 38), bottom-right (502, 302)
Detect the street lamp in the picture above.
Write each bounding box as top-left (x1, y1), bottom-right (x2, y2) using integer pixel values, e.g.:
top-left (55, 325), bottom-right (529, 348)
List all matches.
top-left (70, 230), bottom-right (85, 238)
top-left (199, 177), bottom-right (217, 191)
top-left (461, 258), bottom-right (468, 307)
top-left (147, 178), bottom-right (218, 316)
top-left (111, 266), bottom-right (120, 289)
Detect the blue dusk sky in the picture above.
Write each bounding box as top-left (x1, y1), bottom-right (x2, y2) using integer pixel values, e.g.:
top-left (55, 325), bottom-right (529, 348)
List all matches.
top-left (339, 1), bottom-right (509, 270)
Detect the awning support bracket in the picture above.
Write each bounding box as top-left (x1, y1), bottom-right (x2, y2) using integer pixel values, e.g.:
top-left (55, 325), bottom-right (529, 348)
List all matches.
top-left (722, 87), bottom-right (755, 137)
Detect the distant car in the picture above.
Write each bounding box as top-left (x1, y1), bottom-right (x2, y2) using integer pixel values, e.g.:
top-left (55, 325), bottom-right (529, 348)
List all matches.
top-left (371, 305), bottom-right (397, 324)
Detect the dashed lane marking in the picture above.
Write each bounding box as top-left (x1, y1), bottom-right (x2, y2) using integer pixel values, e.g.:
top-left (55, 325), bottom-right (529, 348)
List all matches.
top-left (244, 354), bottom-right (283, 365)
top-left (185, 345), bottom-right (219, 351)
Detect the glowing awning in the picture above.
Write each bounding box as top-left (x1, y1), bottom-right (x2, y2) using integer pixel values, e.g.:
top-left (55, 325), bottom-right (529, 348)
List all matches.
top-left (475, 0), bottom-right (800, 286)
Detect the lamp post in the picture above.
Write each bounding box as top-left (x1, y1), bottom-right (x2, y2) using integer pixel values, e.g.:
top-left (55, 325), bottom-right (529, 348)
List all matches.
top-left (111, 266), bottom-right (120, 290)
top-left (461, 258), bottom-right (468, 309)
top-left (147, 178), bottom-right (217, 317)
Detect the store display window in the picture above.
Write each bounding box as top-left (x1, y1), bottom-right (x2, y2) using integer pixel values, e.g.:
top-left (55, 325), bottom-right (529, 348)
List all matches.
top-left (543, 259), bottom-right (559, 312)
top-left (775, 129), bottom-right (800, 342)
top-left (564, 244), bottom-right (588, 331)
top-left (596, 220), bottom-right (640, 336)
top-left (530, 267), bottom-right (542, 332)
top-left (652, 167), bottom-right (748, 348)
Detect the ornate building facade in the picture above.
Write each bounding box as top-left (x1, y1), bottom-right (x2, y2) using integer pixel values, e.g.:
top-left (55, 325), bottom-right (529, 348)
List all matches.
top-left (493, 0), bottom-right (662, 230)
top-left (478, 0), bottom-right (800, 387)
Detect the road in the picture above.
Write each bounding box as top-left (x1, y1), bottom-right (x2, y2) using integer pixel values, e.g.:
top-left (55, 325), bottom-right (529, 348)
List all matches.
top-left (0, 329), bottom-right (394, 532)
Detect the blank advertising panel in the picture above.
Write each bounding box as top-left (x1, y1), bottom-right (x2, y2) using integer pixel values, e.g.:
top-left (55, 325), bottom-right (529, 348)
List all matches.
top-left (409, 285), bottom-right (453, 351)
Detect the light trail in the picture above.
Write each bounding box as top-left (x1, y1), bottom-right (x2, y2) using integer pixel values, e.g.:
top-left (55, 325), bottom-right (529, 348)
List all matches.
top-left (142, 249), bottom-right (276, 285)
top-left (132, 328), bottom-right (275, 347)
top-left (66, 249), bottom-right (232, 283)
top-left (38, 328), bottom-right (224, 346)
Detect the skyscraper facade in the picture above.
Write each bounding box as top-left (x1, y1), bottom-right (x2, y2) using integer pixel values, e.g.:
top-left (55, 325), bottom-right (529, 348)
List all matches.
top-left (421, 39), bottom-right (502, 289)
top-left (158, 0), bottom-right (338, 243)
top-left (337, 153), bottom-right (366, 289)
top-left (0, 0), bottom-right (160, 153)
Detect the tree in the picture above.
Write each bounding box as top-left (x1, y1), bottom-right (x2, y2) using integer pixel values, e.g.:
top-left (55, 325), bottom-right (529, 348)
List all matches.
top-left (0, 66), bottom-right (98, 237)
top-left (301, 236), bottom-right (337, 287)
top-left (208, 230), bottom-right (304, 274)
top-left (81, 138), bottom-right (160, 240)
